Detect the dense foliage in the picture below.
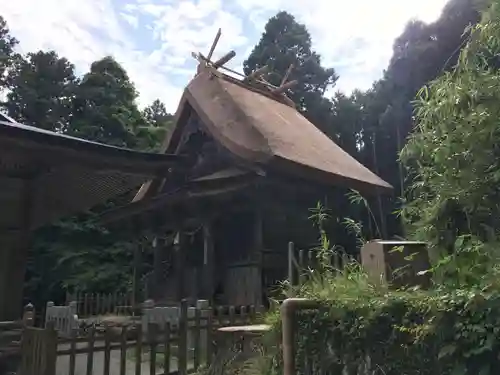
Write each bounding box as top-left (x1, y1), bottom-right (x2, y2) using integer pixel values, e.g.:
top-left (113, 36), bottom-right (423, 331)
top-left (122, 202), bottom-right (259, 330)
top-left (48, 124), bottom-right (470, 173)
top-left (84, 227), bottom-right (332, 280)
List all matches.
top-left (401, 0), bottom-right (500, 252)
top-left (258, 272), bottom-right (500, 375)
top-left (249, 3), bottom-right (500, 375)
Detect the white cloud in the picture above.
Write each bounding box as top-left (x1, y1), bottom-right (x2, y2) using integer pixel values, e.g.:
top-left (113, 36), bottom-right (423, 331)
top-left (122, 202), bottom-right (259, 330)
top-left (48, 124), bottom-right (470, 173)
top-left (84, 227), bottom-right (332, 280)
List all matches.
top-left (234, 0), bottom-right (449, 92)
top-left (120, 13), bottom-right (139, 29)
top-left (0, 0), bottom-right (450, 113)
top-left (0, 0), bottom-right (183, 110)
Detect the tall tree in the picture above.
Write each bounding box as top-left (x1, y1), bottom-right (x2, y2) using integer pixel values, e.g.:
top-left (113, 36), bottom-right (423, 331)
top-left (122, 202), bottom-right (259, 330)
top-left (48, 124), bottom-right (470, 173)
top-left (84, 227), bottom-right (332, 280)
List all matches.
top-left (143, 99), bottom-right (173, 127)
top-left (4, 51), bottom-right (77, 130)
top-left (401, 0), bottom-right (500, 273)
top-left (19, 56), bottom-right (151, 306)
top-left (137, 99), bottom-right (174, 151)
top-left (243, 11), bottom-right (337, 130)
top-left (374, 0), bottom-right (481, 187)
top-left (344, 0), bottom-right (483, 237)
top-left (70, 56), bottom-right (143, 148)
top-left (0, 15), bottom-right (18, 91)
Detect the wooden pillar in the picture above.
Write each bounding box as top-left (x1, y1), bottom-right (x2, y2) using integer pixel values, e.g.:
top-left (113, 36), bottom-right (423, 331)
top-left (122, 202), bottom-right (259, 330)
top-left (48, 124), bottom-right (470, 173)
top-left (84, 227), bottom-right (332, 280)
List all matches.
top-left (132, 241), bottom-right (142, 311)
top-left (175, 231), bottom-right (187, 301)
top-left (0, 179), bottom-right (34, 321)
top-left (253, 209), bottom-right (264, 306)
top-left (202, 221), bottom-right (215, 301)
top-left (0, 235), bottom-right (19, 320)
top-left (152, 237), bottom-right (162, 300)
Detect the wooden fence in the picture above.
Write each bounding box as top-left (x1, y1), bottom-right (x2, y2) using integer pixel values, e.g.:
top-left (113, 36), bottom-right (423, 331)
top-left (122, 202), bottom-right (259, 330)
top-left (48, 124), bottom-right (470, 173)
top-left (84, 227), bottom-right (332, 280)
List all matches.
top-left (65, 291), bottom-right (134, 317)
top-left (287, 242), bottom-right (359, 285)
top-left (0, 304), bottom-right (35, 374)
top-left (18, 300), bottom-right (265, 375)
top-left (45, 301), bottom-right (79, 338)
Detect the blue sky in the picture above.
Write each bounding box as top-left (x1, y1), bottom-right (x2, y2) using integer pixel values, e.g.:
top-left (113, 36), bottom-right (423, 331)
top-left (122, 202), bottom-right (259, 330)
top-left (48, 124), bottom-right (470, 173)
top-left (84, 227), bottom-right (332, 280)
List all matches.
top-left (1, 0), bottom-right (448, 112)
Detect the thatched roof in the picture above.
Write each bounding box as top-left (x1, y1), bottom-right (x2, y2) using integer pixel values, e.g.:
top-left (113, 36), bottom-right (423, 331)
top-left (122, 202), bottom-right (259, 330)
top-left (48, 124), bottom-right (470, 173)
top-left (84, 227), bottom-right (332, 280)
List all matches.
top-left (135, 67), bottom-right (392, 203)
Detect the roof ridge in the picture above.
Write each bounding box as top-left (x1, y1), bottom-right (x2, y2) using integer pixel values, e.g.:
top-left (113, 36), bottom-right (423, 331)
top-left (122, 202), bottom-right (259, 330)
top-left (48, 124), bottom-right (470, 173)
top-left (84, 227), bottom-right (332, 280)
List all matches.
top-left (196, 64), bottom-right (296, 109)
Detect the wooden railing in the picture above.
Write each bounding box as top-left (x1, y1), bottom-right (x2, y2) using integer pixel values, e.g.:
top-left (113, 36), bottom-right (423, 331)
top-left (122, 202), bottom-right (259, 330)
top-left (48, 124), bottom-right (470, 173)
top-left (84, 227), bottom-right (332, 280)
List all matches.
top-left (19, 299), bottom-right (265, 375)
top-left (0, 304), bottom-right (35, 374)
top-left (65, 291), bottom-right (134, 317)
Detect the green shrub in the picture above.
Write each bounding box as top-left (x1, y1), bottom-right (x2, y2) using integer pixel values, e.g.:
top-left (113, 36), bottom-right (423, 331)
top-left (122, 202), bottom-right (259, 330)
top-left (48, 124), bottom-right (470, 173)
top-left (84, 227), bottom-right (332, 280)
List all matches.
top-left (258, 270), bottom-right (500, 375)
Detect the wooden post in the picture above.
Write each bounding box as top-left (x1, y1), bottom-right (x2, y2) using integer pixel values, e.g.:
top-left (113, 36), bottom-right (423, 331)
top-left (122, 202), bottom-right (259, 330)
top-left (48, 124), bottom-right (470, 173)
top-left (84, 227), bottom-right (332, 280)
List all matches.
top-left (0, 179), bottom-right (34, 320)
top-left (69, 328), bottom-right (77, 375)
top-left (178, 299), bottom-right (188, 375)
top-left (47, 323), bottom-right (58, 374)
top-left (45, 301), bottom-right (54, 328)
top-left (120, 326), bottom-right (127, 375)
top-left (134, 324), bottom-right (143, 375)
top-left (86, 326), bottom-right (96, 375)
top-left (104, 326), bottom-right (112, 375)
top-left (288, 242), bottom-right (296, 287)
top-left (152, 236), bottom-right (161, 300)
top-left (148, 323), bottom-right (158, 375)
top-left (193, 306), bottom-right (201, 370)
top-left (175, 231), bottom-right (187, 301)
top-left (22, 303), bottom-right (35, 327)
top-left (202, 222), bottom-right (215, 301)
top-left (132, 241), bottom-right (142, 313)
top-left (253, 209), bottom-right (264, 306)
top-left (163, 322), bottom-right (171, 374)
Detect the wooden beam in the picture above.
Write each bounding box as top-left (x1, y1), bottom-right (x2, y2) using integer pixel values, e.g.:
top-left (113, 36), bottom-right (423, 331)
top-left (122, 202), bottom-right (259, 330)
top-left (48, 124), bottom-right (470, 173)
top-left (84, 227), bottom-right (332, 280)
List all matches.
top-left (271, 80), bottom-right (298, 95)
top-left (213, 50), bottom-right (236, 68)
top-left (280, 64), bottom-right (294, 86)
top-left (207, 28), bottom-right (222, 60)
top-left (244, 65), bottom-right (269, 81)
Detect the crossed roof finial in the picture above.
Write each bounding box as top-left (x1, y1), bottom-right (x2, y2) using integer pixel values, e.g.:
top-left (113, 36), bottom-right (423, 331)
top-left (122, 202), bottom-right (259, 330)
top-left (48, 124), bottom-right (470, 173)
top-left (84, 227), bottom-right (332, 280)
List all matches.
top-left (190, 28), bottom-right (297, 99)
